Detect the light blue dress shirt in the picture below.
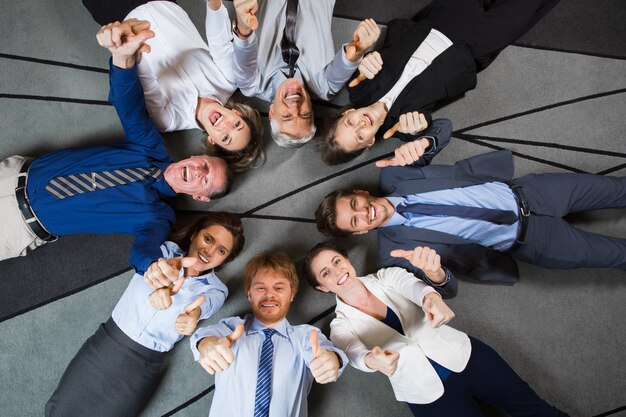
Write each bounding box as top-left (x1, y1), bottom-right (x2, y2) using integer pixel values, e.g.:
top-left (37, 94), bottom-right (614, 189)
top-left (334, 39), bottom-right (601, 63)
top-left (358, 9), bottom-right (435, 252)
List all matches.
top-left (385, 182), bottom-right (520, 250)
top-left (190, 314), bottom-right (349, 417)
top-left (112, 241), bottom-right (228, 352)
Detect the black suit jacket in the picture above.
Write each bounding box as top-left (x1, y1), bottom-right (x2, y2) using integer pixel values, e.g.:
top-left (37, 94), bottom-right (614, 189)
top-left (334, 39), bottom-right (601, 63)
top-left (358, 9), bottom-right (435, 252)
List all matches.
top-left (377, 150), bottom-right (520, 286)
top-left (347, 19), bottom-right (477, 142)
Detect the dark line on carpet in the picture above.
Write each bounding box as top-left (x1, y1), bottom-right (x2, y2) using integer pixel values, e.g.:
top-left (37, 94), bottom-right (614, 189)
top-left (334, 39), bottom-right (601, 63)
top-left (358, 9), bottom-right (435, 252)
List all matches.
top-left (0, 266), bottom-right (133, 323)
top-left (455, 88), bottom-right (626, 135)
top-left (512, 43), bottom-right (626, 61)
top-left (240, 213), bottom-right (315, 223)
top-left (456, 133), bottom-right (626, 159)
top-left (243, 152), bottom-right (393, 215)
top-left (0, 52), bottom-right (109, 73)
top-left (161, 305), bottom-right (336, 415)
top-left (591, 405), bottom-right (626, 417)
top-left (597, 163), bottom-right (626, 176)
top-left (455, 135), bottom-right (588, 174)
top-left (0, 94), bottom-right (111, 106)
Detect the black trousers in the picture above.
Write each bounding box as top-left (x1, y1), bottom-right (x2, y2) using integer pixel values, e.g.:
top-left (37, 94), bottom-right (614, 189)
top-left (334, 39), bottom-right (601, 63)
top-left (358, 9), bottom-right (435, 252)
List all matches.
top-left (408, 337), bottom-right (569, 416)
top-left (45, 318), bottom-right (166, 417)
top-left (427, 0), bottom-right (559, 70)
top-left (83, 0), bottom-right (176, 25)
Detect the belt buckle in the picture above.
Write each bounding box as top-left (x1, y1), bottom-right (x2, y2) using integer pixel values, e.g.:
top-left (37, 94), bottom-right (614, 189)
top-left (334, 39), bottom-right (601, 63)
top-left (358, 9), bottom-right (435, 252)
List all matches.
top-left (520, 202), bottom-right (530, 217)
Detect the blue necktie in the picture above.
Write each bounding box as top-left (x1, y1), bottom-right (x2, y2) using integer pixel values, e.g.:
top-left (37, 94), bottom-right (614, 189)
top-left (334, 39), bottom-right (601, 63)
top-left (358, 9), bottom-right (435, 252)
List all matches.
top-left (398, 201), bottom-right (518, 225)
top-left (253, 328), bottom-right (277, 417)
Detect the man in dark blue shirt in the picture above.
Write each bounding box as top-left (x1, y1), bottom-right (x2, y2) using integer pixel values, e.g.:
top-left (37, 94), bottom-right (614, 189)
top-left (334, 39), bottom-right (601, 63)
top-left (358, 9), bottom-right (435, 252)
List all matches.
top-left (0, 20), bottom-right (231, 275)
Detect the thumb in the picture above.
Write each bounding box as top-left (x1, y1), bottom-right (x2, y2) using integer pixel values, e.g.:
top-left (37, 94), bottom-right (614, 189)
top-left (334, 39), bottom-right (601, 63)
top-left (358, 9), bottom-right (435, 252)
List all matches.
top-left (226, 323), bottom-right (245, 347)
top-left (375, 158), bottom-right (396, 168)
top-left (171, 276), bottom-right (184, 295)
top-left (383, 123), bottom-right (399, 139)
top-left (247, 14), bottom-right (258, 31)
top-left (133, 29), bottom-right (155, 44)
top-left (310, 330), bottom-right (320, 359)
top-left (389, 249), bottom-right (412, 260)
top-left (346, 43), bottom-right (357, 59)
top-left (173, 256), bottom-right (198, 270)
top-left (184, 295), bottom-right (205, 314)
top-left (348, 73), bottom-right (367, 88)
top-left (371, 346), bottom-right (383, 356)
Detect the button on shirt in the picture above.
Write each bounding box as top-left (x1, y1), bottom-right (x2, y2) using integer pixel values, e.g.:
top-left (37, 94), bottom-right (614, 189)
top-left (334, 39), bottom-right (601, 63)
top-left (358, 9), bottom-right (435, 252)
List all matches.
top-left (26, 62), bottom-right (177, 274)
top-left (126, 2), bottom-right (236, 131)
top-left (191, 314), bottom-right (349, 417)
top-left (112, 241), bottom-right (228, 352)
top-left (385, 182), bottom-right (520, 250)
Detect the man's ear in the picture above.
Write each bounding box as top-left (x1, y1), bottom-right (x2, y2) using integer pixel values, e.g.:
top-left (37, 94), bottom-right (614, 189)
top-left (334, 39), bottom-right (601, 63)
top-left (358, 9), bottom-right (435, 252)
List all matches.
top-left (353, 189), bottom-right (369, 195)
top-left (268, 104), bottom-right (274, 121)
top-left (206, 134), bottom-right (215, 145)
top-left (193, 195), bottom-right (211, 202)
top-left (315, 285), bottom-right (330, 293)
top-left (341, 108), bottom-right (354, 116)
top-left (366, 137), bottom-right (376, 149)
top-left (353, 230), bottom-right (368, 235)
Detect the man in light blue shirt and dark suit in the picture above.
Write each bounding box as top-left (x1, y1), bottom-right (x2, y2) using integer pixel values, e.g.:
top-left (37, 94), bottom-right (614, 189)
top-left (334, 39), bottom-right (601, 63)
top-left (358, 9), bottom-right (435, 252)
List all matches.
top-left (191, 252), bottom-right (348, 417)
top-left (315, 138), bottom-right (626, 296)
top-left (0, 20), bottom-right (231, 274)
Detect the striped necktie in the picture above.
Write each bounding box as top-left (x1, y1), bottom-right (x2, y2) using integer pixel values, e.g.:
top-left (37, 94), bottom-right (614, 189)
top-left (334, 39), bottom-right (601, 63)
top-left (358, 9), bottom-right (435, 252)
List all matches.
top-left (253, 328), bottom-right (277, 417)
top-left (398, 201), bottom-right (518, 225)
top-left (45, 166), bottom-right (162, 199)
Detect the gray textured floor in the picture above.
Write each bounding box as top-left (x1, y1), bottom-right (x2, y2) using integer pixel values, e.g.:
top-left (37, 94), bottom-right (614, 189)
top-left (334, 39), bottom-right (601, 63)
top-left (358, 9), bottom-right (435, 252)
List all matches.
top-left (1, 1), bottom-right (626, 416)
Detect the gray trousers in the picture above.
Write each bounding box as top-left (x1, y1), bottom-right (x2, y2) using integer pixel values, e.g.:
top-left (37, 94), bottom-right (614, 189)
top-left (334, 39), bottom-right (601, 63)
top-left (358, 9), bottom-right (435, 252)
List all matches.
top-left (45, 318), bottom-right (165, 417)
top-left (511, 173), bottom-right (626, 270)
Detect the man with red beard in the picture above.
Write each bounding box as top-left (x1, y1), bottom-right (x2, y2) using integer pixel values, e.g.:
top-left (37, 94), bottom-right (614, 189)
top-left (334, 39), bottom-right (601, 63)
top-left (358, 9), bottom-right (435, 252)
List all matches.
top-left (191, 252), bottom-right (347, 417)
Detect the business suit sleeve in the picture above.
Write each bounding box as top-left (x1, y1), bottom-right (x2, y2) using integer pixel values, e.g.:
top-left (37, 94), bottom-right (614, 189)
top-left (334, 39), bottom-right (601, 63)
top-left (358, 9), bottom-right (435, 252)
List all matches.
top-left (232, 34), bottom-right (261, 97)
top-left (129, 205), bottom-right (176, 275)
top-left (402, 118), bottom-right (452, 167)
top-left (329, 317), bottom-right (376, 373)
top-left (376, 267), bottom-right (437, 305)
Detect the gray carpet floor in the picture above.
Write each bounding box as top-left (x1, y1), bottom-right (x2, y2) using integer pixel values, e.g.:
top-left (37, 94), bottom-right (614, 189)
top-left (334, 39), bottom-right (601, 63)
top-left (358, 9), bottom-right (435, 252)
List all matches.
top-left (1, 0), bottom-right (625, 416)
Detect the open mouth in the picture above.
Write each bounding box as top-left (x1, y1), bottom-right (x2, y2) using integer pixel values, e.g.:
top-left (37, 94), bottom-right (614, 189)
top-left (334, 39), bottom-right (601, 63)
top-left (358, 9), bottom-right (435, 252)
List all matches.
top-left (364, 113), bottom-right (373, 126)
top-left (209, 111), bottom-right (223, 127)
top-left (337, 273), bottom-right (348, 286)
top-left (369, 205), bottom-right (376, 223)
top-left (198, 252), bottom-right (210, 264)
top-left (182, 166), bottom-right (189, 182)
top-left (284, 88), bottom-right (302, 101)
top-left (260, 302), bottom-right (279, 308)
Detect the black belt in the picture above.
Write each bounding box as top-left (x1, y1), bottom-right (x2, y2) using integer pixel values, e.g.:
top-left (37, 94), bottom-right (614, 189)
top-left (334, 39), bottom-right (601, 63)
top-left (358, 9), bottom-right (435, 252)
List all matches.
top-left (15, 159), bottom-right (57, 242)
top-left (505, 181), bottom-right (530, 253)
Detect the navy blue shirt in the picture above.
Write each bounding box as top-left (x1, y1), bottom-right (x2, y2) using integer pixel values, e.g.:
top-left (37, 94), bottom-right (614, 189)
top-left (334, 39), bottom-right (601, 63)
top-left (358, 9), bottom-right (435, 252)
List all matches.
top-left (27, 61), bottom-right (177, 274)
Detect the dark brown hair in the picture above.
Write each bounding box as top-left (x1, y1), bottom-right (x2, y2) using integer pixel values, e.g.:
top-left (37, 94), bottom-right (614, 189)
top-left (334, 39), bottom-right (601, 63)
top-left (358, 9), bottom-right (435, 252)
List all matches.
top-left (303, 241), bottom-right (349, 288)
top-left (315, 189), bottom-right (355, 237)
top-left (317, 111), bottom-right (364, 165)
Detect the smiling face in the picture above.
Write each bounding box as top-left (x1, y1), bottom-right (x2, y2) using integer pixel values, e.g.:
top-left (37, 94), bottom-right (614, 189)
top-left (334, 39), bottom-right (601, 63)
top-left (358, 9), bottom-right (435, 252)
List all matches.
top-left (335, 190), bottom-right (395, 234)
top-left (334, 102), bottom-right (388, 153)
top-left (186, 224), bottom-right (235, 276)
top-left (198, 103), bottom-right (251, 152)
top-left (247, 270), bottom-right (295, 327)
top-left (269, 78), bottom-right (313, 139)
top-left (163, 155), bottom-right (227, 201)
top-left (309, 250), bottom-right (357, 295)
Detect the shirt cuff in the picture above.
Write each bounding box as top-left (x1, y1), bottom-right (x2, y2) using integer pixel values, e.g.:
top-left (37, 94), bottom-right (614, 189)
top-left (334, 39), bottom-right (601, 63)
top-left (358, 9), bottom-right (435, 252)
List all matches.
top-left (418, 135), bottom-right (437, 154)
top-left (433, 269), bottom-right (452, 287)
top-left (233, 30), bottom-right (256, 49)
top-left (108, 58), bottom-right (139, 84)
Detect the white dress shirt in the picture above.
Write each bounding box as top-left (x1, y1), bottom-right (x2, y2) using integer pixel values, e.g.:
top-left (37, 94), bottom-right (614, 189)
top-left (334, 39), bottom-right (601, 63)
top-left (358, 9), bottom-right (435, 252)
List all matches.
top-left (112, 241), bottom-right (228, 352)
top-left (330, 267), bottom-right (471, 404)
top-left (232, 0), bottom-right (359, 101)
top-left (191, 314), bottom-right (349, 417)
top-left (126, 1), bottom-right (236, 131)
top-left (379, 29), bottom-right (453, 109)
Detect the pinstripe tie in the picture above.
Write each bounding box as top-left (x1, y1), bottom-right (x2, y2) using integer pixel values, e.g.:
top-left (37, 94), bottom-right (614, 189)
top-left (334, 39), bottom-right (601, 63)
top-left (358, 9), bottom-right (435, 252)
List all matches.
top-left (45, 166), bottom-right (162, 199)
top-left (253, 328), bottom-right (277, 417)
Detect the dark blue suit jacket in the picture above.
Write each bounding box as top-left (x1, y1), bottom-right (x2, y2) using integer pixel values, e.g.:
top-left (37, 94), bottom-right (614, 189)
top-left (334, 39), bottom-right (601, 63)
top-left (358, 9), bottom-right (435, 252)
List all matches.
top-left (378, 150), bottom-right (520, 296)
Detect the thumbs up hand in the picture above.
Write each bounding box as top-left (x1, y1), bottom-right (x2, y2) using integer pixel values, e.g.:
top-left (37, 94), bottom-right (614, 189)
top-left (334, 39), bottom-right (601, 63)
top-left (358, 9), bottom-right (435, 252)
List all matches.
top-left (422, 292), bottom-right (455, 328)
top-left (309, 330), bottom-right (340, 384)
top-left (198, 323), bottom-right (245, 374)
top-left (144, 256), bottom-right (198, 289)
top-left (175, 296), bottom-right (206, 336)
top-left (364, 346), bottom-right (400, 376)
top-left (346, 19), bottom-right (380, 62)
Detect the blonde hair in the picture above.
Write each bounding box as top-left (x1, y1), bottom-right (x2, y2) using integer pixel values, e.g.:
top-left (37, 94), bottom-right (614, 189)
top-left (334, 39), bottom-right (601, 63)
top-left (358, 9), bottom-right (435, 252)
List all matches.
top-left (243, 252), bottom-right (299, 295)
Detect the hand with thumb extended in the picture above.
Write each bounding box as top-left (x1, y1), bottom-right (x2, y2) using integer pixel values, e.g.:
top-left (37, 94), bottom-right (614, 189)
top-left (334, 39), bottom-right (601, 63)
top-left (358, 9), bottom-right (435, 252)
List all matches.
top-left (175, 296), bottom-right (205, 336)
top-left (364, 346), bottom-right (400, 376)
top-left (198, 323), bottom-right (245, 374)
top-left (309, 330), bottom-right (340, 384)
top-left (144, 256), bottom-right (198, 290)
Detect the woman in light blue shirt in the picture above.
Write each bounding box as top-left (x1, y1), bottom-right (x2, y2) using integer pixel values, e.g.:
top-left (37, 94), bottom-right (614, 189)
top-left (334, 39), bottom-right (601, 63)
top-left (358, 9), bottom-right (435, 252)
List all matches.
top-left (46, 212), bottom-right (245, 417)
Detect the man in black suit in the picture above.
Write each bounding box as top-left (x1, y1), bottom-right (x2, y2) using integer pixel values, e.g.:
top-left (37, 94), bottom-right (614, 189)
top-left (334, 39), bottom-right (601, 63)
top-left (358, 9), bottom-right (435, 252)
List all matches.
top-left (318, 0), bottom-right (559, 165)
top-left (315, 148), bottom-right (626, 292)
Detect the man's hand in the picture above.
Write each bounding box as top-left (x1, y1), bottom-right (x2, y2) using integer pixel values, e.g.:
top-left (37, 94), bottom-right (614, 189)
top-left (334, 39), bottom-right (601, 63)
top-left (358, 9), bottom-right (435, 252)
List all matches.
top-left (96, 19), bottom-right (155, 69)
top-left (233, 0), bottom-right (258, 37)
top-left (309, 330), bottom-right (340, 384)
top-left (198, 323), bottom-right (245, 374)
top-left (383, 111), bottom-right (428, 139)
top-left (364, 346), bottom-right (399, 376)
top-left (422, 292), bottom-right (455, 328)
top-left (144, 256), bottom-right (198, 290)
top-left (175, 296), bottom-right (205, 336)
top-left (207, 0), bottom-right (222, 11)
top-left (346, 19), bottom-right (380, 62)
top-left (390, 246), bottom-right (446, 284)
top-left (349, 51), bottom-right (383, 87)
top-left (375, 138), bottom-right (432, 168)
